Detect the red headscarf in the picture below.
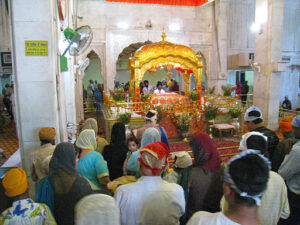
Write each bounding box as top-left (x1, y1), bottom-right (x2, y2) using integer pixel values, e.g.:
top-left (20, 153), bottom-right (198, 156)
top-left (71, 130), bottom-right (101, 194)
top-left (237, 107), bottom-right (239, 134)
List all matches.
top-left (190, 132), bottom-right (221, 171)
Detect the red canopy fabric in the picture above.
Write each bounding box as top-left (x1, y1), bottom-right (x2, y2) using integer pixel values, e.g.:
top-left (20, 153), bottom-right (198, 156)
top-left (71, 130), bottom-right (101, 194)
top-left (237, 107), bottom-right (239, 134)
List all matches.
top-left (106, 0), bottom-right (209, 6)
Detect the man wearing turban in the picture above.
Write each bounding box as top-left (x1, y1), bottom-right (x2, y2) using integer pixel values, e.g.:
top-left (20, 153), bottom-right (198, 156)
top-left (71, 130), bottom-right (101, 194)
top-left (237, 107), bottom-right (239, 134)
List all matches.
top-left (31, 127), bottom-right (56, 182)
top-left (0, 168), bottom-right (56, 224)
top-left (279, 115), bottom-right (300, 224)
top-left (115, 142), bottom-right (185, 225)
top-left (273, 116), bottom-right (300, 172)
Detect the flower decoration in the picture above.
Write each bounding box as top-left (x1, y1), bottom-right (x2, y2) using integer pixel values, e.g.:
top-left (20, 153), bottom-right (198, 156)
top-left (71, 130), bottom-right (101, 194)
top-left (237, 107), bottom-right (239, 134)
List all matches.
top-left (141, 93), bottom-right (151, 102)
top-left (229, 107), bottom-right (242, 118)
top-left (175, 112), bottom-right (193, 133)
top-left (189, 91), bottom-right (199, 101)
top-left (117, 112), bottom-right (132, 125)
top-left (203, 104), bottom-right (219, 120)
top-left (110, 88), bottom-right (126, 102)
top-left (154, 105), bottom-right (165, 124)
top-left (221, 85), bottom-right (236, 96)
top-left (208, 86), bottom-right (216, 95)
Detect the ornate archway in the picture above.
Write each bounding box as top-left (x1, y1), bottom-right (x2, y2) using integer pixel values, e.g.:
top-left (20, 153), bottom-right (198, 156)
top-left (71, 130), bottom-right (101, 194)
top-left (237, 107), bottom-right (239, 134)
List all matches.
top-left (129, 30), bottom-right (204, 101)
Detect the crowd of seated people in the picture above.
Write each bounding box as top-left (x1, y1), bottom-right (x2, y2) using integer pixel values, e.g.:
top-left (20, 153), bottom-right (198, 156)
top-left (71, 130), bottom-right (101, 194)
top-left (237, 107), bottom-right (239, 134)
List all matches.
top-left (1, 106), bottom-right (300, 225)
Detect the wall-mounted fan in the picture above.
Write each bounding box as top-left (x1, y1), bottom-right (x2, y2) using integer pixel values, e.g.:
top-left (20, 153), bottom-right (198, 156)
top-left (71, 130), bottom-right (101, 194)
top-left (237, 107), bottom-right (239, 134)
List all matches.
top-left (75, 58), bottom-right (90, 72)
top-left (62, 25), bottom-right (93, 56)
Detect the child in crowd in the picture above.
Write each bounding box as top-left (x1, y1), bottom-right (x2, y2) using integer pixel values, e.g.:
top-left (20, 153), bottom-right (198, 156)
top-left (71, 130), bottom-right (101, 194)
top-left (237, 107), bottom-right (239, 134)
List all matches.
top-left (123, 136), bottom-right (139, 175)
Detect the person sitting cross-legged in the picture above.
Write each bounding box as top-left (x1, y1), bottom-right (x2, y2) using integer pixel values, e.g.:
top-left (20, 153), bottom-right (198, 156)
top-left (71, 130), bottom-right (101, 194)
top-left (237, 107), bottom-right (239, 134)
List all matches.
top-left (0, 168), bottom-right (56, 225)
top-left (115, 142), bottom-right (185, 225)
top-left (187, 150), bottom-right (270, 225)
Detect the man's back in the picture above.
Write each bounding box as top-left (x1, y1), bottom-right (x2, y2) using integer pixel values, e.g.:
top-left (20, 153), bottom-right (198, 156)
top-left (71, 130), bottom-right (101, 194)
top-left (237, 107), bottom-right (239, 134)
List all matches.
top-left (115, 176), bottom-right (185, 225)
top-left (187, 211), bottom-right (240, 225)
top-left (254, 126), bottom-right (279, 159)
top-left (0, 199), bottom-right (56, 225)
top-left (32, 144), bottom-right (55, 181)
top-left (220, 171), bottom-right (289, 225)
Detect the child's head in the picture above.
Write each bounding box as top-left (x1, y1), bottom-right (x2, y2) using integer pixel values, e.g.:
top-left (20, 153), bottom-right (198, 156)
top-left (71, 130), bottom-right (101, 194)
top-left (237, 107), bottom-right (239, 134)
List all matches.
top-left (127, 136), bottom-right (139, 152)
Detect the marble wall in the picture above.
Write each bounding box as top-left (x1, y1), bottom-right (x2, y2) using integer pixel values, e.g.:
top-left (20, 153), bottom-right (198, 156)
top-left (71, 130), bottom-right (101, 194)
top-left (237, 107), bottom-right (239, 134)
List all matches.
top-left (77, 0), bottom-right (216, 91)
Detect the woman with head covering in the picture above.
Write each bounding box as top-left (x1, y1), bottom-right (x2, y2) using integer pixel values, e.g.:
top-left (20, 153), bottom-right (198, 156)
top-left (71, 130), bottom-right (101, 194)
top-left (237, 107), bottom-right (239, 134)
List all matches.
top-left (49, 142), bottom-right (92, 225)
top-left (136, 110), bottom-right (170, 150)
top-left (76, 129), bottom-right (110, 190)
top-left (83, 118), bottom-right (108, 154)
top-left (126, 127), bottom-right (161, 178)
top-left (102, 122), bottom-right (128, 180)
top-left (183, 132), bottom-right (223, 223)
top-left (75, 194), bottom-right (120, 225)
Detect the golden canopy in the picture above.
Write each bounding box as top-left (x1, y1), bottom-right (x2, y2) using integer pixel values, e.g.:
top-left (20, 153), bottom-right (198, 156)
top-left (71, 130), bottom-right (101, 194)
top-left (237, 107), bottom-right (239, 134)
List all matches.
top-left (129, 30), bottom-right (204, 101)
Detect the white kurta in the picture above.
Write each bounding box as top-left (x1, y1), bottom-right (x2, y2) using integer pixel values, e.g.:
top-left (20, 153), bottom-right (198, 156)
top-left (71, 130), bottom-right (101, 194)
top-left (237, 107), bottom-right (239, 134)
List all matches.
top-left (187, 212), bottom-right (240, 225)
top-left (115, 176), bottom-right (185, 225)
top-left (154, 89), bottom-right (165, 94)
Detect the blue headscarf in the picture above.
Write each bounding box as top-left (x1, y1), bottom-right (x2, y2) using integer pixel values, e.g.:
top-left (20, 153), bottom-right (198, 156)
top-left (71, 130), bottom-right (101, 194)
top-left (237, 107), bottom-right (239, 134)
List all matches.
top-left (127, 128), bottom-right (161, 177)
top-left (292, 115), bottom-right (300, 128)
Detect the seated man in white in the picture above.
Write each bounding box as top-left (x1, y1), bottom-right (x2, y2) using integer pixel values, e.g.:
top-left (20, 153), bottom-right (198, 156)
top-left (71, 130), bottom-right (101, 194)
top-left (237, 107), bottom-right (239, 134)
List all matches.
top-left (153, 81), bottom-right (166, 94)
top-left (220, 132), bottom-right (290, 225)
top-left (187, 150), bottom-right (270, 225)
top-left (115, 142), bottom-right (185, 225)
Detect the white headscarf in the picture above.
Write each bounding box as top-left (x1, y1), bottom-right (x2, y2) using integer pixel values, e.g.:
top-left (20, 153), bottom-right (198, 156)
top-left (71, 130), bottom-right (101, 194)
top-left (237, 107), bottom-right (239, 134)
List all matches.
top-left (76, 129), bottom-right (97, 150)
top-left (171, 151), bottom-right (192, 168)
top-left (244, 106), bottom-right (263, 122)
top-left (239, 131), bottom-right (268, 152)
top-left (83, 118), bottom-right (98, 134)
top-left (75, 194), bottom-right (120, 225)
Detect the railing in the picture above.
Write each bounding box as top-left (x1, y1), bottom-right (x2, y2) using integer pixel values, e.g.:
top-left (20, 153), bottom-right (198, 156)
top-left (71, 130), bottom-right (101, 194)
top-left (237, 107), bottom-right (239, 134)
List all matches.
top-left (279, 108), bottom-right (300, 119)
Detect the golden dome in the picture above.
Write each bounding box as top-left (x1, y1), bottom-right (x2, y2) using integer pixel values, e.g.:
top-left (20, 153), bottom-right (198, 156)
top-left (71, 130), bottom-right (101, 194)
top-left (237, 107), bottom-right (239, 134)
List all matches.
top-left (134, 30), bottom-right (198, 65)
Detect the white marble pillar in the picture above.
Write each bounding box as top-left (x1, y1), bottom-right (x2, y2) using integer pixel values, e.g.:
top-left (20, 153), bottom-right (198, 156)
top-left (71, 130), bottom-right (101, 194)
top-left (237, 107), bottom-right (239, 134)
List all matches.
top-left (10, 0), bottom-right (61, 173)
top-left (253, 0), bottom-right (284, 129)
top-left (210, 0), bottom-right (228, 92)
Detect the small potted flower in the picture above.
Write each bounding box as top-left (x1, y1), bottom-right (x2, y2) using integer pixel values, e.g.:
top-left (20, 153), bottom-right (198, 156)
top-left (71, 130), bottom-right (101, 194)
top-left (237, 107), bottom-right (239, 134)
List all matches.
top-left (189, 91), bottom-right (199, 101)
top-left (154, 105), bottom-right (165, 124)
top-left (208, 86), bottom-right (216, 95)
top-left (117, 112), bottom-right (131, 125)
top-left (203, 104), bottom-right (219, 135)
top-left (229, 107), bottom-right (242, 131)
top-left (141, 93), bottom-right (151, 102)
top-left (175, 112), bottom-right (193, 140)
top-left (221, 85), bottom-right (236, 97)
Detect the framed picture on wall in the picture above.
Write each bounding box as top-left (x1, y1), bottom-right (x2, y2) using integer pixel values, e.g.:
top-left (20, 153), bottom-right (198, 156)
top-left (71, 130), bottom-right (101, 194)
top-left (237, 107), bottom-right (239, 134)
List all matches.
top-left (1, 52), bottom-right (12, 67)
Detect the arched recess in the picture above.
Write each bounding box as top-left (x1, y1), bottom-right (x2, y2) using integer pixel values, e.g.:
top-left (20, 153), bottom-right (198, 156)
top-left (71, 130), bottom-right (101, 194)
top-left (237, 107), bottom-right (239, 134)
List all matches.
top-left (75, 47), bottom-right (104, 121)
top-left (129, 31), bottom-right (204, 101)
top-left (115, 41), bottom-right (152, 86)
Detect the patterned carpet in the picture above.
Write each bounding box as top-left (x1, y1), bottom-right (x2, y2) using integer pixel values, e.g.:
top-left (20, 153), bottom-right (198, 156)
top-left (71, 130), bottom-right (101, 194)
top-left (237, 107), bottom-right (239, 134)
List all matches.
top-left (0, 123), bottom-right (19, 165)
top-left (169, 140), bottom-right (239, 164)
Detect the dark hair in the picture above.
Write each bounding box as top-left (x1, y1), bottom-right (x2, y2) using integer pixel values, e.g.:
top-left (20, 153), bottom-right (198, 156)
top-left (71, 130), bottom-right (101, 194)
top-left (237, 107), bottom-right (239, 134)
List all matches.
top-left (144, 80), bottom-right (149, 84)
top-left (248, 110), bottom-right (263, 124)
top-left (229, 154), bottom-right (269, 206)
top-left (41, 140), bottom-right (53, 145)
top-left (246, 135), bottom-right (269, 158)
top-left (111, 122), bottom-right (126, 145)
top-left (127, 136), bottom-right (139, 146)
top-left (157, 81), bottom-right (162, 88)
top-left (146, 111), bottom-right (156, 119)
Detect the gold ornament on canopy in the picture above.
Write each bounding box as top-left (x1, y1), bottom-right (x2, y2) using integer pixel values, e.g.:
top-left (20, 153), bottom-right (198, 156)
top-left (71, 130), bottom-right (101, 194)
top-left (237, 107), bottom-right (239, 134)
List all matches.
top-left (129, 29), bottom-right (204, 101)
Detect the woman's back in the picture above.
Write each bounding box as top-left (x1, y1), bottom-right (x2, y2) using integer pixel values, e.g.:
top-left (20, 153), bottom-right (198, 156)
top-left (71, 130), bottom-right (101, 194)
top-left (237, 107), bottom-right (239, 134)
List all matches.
top-left (77, 151), bottom-right (109, 189)
top-left (103, 144), bottom-right (128, 180)
top-left (53, 175), bottom-right (92, 225)
top-left (187, 167), bottom-right (223, 214)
